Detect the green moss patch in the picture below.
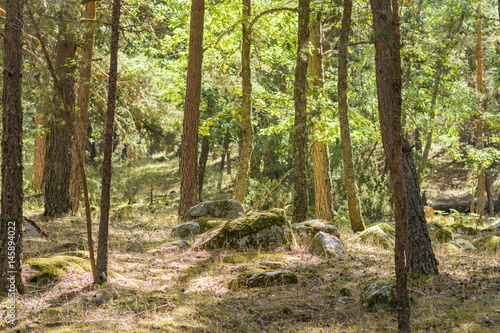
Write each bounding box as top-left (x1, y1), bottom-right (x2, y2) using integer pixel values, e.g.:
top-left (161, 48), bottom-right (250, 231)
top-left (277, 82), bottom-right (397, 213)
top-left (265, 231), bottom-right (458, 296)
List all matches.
top-left (472, 236), bottom-right (500, 253)
top-left (26, 253), bottom-right (90, 285)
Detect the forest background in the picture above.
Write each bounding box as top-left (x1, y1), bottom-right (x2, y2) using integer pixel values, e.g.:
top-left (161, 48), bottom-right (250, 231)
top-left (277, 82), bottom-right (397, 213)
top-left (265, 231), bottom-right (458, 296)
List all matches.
top-left (0, 0), bottom-right (499, 332)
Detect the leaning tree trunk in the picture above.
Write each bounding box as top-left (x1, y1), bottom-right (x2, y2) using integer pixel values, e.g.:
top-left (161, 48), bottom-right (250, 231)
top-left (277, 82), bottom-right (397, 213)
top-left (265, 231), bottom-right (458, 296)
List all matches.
top-left (403, 139), bottom-right (439, 276)
top-left (96, 0), bottom-right (122, 284)
top-left (233, 0), bottom-right (254, 203)
top-left (309, 14), bottom-right (334, 222)
top-left (370, 0), bottom-right (410, 331)
top-left (70, 0), bottom-right (97, 213)
top-left (338, 0), bottom-right (365, 232)
top-left (179, 0), bottom-right (205, 216)
top-left (43, 15), bottom-right (77, 217)
top-left (0, 0), bottom-right (25, 295)
top-left (292, 0), bottom-right (310, 223)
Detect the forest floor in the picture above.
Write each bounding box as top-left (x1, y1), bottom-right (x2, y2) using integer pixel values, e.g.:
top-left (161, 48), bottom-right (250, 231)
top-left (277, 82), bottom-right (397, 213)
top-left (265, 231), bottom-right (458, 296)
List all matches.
top-left (3, 148), bottom-right (500, 332)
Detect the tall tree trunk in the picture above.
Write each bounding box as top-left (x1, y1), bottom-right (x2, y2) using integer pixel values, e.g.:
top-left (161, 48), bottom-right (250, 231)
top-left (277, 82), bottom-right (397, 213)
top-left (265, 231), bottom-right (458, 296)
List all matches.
top-left (292, 0), bottom-right (310, 223)
top-left (0, 0), bottom-right (24, 296)
top-left (234, 0), bottom-right (254, 203)
top-left (475, 6), bottom-right (486, 216)
top-left (43, 14), bottom-right (77, 217)
top-left (198, 135), bottom-right (210, 201)
top-left (338, 0), bottom-right (365, 232)
top-left (96, 0), bottom-right (121, 284)
top-left (403, 139), bottom-right (439, 276)
top-left (33, 109), bottom-right (46, 191)
top-left (179, 0), bottom-right (205, 217)
top-left (485, 169), bottom-right (494, 214)
top-left (70, 0), bottom-right (97, 213)
top-left (309, 14), bottom-right (334, 222)
top-left (370, 0), bottom-right (410, 331)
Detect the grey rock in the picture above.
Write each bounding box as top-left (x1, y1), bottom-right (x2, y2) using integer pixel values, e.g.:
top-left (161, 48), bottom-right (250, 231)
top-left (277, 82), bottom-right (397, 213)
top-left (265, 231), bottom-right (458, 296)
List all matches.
top-left (291, 219), bottom-right (340, 247)
top-left (171, 222), bottom-right (201, 238)
top-left (309, 231), bottom-right (344, 257)
top-left (195, 212), bottom-right (289, 251)
top-left (361, 280), bottom-right (398, 311)
top-left (229, 270), bottom-right (298, 290)
top-left (183, 200), bottom-right (244, 221)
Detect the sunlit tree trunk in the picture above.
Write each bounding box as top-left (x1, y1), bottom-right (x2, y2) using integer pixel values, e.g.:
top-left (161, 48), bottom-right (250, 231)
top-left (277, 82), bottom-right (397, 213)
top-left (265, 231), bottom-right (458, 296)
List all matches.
top-left (43, 12), bottom-right (77, 217)
top-left (292, 0), bottom-right (310, 223)
top-left (338, 0), bottom-right (365, 232)
top-left (179, 0), bottom-right (205, 216)
top-left (96, 0), bottom-right (122, 284)
top-left (370, 0), bottom-right (410, 330)
top-left (33, 109), bottom-right (46, 191)
top-left (70, 0), bottom-right (97, 213)
top-left (0, 0), bottom-right (24, 295)
top-left (309, 14), bottom-right (334, 223)
top-left (198, 135), bottom-right (210, 201)
top-left (234, 0), bottom-right (254, 204)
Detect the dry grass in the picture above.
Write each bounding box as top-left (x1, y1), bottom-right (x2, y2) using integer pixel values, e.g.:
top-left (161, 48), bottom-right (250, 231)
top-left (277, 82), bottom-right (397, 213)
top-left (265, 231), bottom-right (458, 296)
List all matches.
top-left (3, 199), bottom-right (499, 332)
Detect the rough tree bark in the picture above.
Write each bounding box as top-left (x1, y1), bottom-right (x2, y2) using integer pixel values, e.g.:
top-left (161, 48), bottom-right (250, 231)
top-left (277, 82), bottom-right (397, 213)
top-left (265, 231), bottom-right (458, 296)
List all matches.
top-left (403, 139), bottom-right (439, 276)
top-left (96, 0), bottom-right (122, 284)
top-left (292, 0), bottom-right (310, 223)
top-left (474, 6), bottom-right (486, 216)
top-left (70, 0), bottom-right (97, 213)
top-left (43, 12), bottom-right (77, 216)
top-left (370, 0), bottom-right (410, 331)
top-left (179, 0), bottom-right (205, 216)
top-left (309, 14), bottom-right (334, 222)
top-left (233, 0), bottom-right (254, 203)
top-left (338, 0), bottom-right (365, 232)
top-left (0, 0), bottom-right (25, 295)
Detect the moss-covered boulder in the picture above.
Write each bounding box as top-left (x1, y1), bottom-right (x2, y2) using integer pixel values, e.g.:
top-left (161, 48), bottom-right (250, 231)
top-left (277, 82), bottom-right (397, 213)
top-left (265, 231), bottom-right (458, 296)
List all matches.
top-left (309, 232), bottom-right (344, 257)
top-left (447, 223), bottom-right (476, 236)
top-left (482, 220), bottom-right (500, 233)
top-left (148, 240), bottom-right (190, 254)
top-left (358, 225), bottom-right (394, 249)
top-left (195, 218), bottom-right (225, 233)
top-left (447, 239), bottom-right (476, 250)
top-left (291, 219), bottom-right (340, 247)
top-left (361, 280), bottom-right (398, 311)
top-left (183, 200), bottom-right (244, 221)
top-left (472, 236), bottom-right (500, 253)
top-left (195, 212), bottom-right (289, 251)
top-left (26, 253), bottom-right (90, 285)
top-left (229, 270), bottom-right (298, 290)
top-left (171, 222), bottom-right (201, 238)
top-left (428, 222), bottom-right (453, 243)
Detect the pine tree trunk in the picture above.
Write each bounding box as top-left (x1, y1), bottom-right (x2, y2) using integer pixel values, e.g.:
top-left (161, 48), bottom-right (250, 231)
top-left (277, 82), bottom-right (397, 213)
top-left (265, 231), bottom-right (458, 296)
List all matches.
top-left (370, 0), bottom-right (410, 330)
top-left (234, 0), bottom-right (254, 203)
top-left (338, 0), bottom-right (365, 232)
top-left (309, 15), bottom-right (334, 223)
top-left (0, 0), bottom-right (24, 295)
top-left (179, 0), bottom-right (205, 216)
top-left (43, 15), bottom-right (77, 217)
top-left (475, 8), bottom-right (486, 216)
top-left (96, 0), bottom-right (122, 284)
top-left (292, 0), bottom-right (310, 223)
top-left (33, 109), bottom-right (46, 191)
top-left (198, 135), bottom-right (210, 201)
top-left (403, 139), bottom-right (439, 276)
top-left (70, 0), bottom-right (97, 213)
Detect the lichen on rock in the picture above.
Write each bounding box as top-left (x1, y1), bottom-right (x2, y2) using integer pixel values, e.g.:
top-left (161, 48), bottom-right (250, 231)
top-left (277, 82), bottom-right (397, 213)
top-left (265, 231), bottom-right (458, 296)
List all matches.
top-left (195, 212), bottom-right (289, 251)
top-left (309, 231), bottom-right (344, 257)
top-left (183, 200), bottom-right (244, 221)
top-left (361, 280), bottom-right (398, 311)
